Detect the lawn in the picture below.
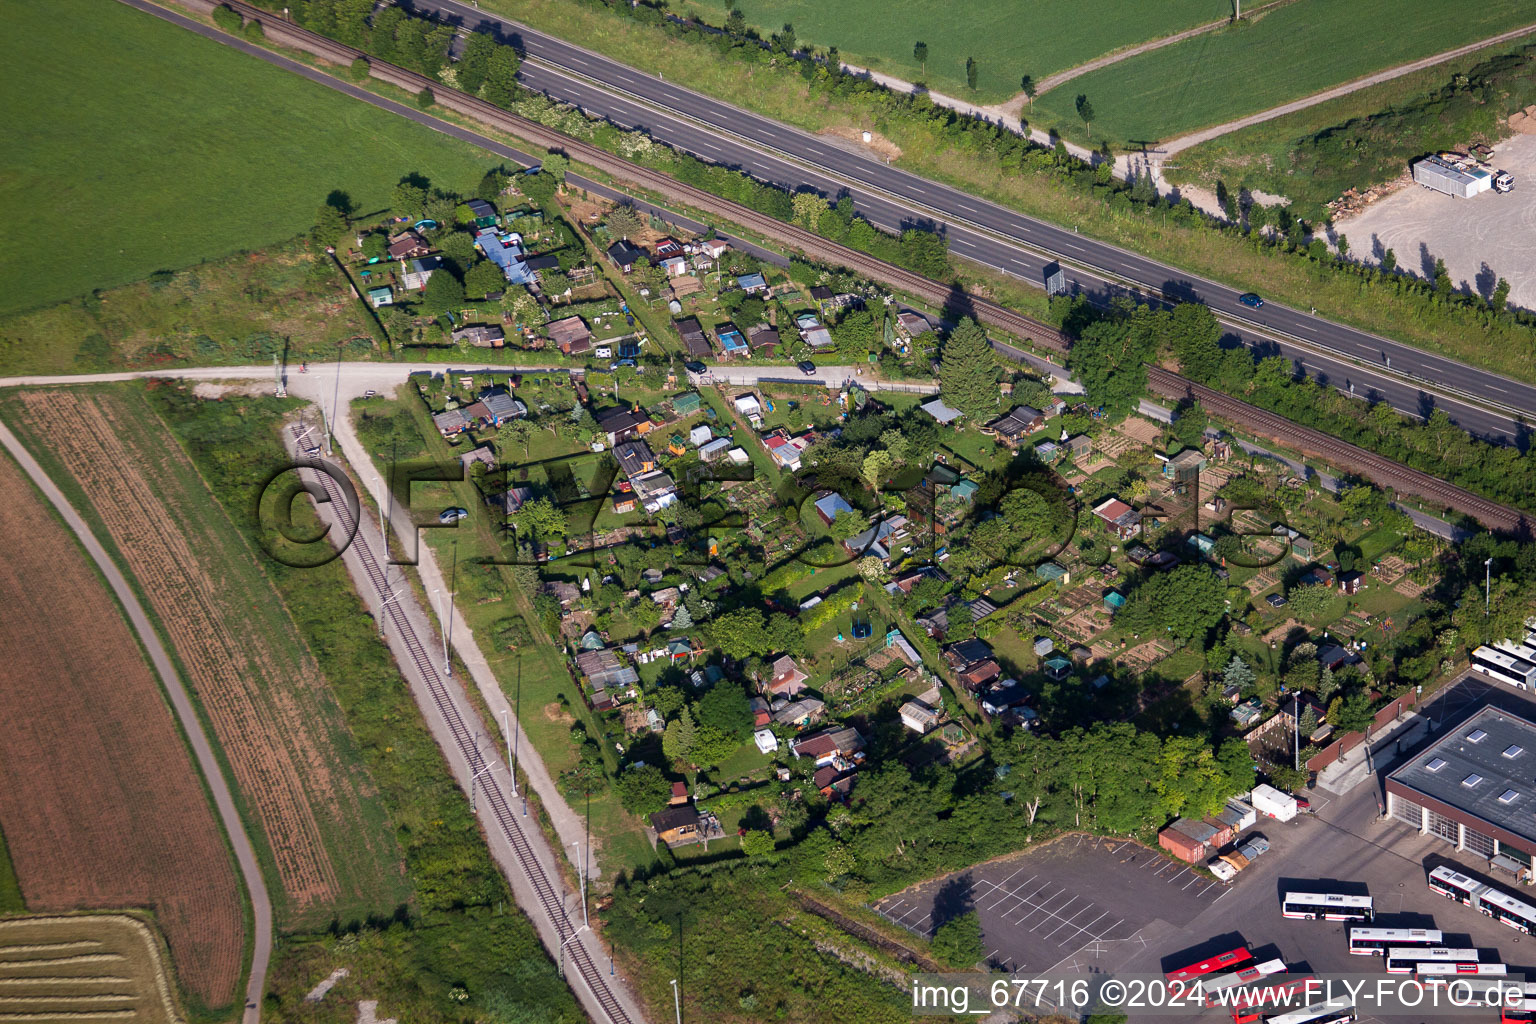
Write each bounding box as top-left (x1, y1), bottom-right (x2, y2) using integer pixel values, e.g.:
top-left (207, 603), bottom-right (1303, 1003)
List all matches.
top-left (0, 0), bottom-right (496, 317)
top-left (576, 0), bottom-right (1224, 102)
top-left (1032, 0), bottom-right (1536, 144)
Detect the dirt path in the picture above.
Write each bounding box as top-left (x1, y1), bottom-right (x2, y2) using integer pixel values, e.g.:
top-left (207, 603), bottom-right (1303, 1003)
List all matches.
top-left (0, 418), bottom-right (272, 1024)
top-left (1158, 21), bottom-right (1536, 156)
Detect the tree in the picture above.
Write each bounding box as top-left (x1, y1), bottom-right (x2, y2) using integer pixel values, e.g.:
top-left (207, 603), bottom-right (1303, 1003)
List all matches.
top-left (999, 488), bottom-right (1054, 540)
top-left (1492, 277), bottom-right (1511, 312)
top-left (938, 318), bottom-right (997, 420)
top-left (1119, 565), bottom-right (1226, 645)
top-left (828, 507), bottom-right (871, 543)
top-left (1329, 693), bottom-right (1376, 760)
top-left (520, 171), bottom-right (558, 206)
top-left (1381, 248), bottom-right (1396, 273)
top-left (930, 911), bottom-right (985, 968)
top-left (726, 7), bottom-right (746, 36)
top-left (606, 204), bottom-right (644, 239)
top-left (793, 192), bottom-right (829, 228)
top-left (740, 830), bottom-right (774, 856)
top-left (481, 45), bottom-right (520, 107)
top-left (857, 555), bottom-right (887, 583)
top-left (416, 88), bottom-right (435, 110)
top-left (1067, 312), bottom-right (1155, 412)
top-left (862, 448), bottom-right (893, 489)
top-left (463, 259), bottom-right (505, 300)
top-left (541, 152), bottom-right (570, 183)
top-left (1433, 257), bottom-right (1452, 296)
top-left (510, 496), bottom-right (567, 539)
top-left (965, 57), bottom-right (978, 91)
top-left (1020, 74), bottom-right (1036, 108)
top-left (708, 608), bottom-right (771, 659)
top-left (913, 41), bottom-right (928, 75)
top-left (348, 57), bottom-right (371, 82)
top-left (312, 202), bottom-right (348, 245)
top-left (615, 764), bottom-right (672, 815)
top-left (695, 681), bottom-right (752, 738)
top-left (662, 708), bottom-right (697, 762)
top-left (393, 176), bottom-right (428, 216)
top-left (361, 233), bottom-right (388, 261)
top-left (1223, 655), bottom-right (1255, 692)
top-left (420, 266), bottom-right (465, 316)
top-left (457, 31), bottom-right (496, 94)
top-left (1075, 94), bottom-right (1095, 136)
top-left (212, 5), bottom-right (242, 32)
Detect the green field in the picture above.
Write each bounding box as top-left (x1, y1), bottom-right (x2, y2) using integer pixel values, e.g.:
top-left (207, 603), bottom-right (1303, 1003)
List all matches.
top-left (1032, 0), bottom-right (1536, 144)
top-left (667, 0), bottom-right (1222, 100)
top-left (1166, 35), bottom-right (1536, 216)
top-left (0, 0), bottom-right (496, 317)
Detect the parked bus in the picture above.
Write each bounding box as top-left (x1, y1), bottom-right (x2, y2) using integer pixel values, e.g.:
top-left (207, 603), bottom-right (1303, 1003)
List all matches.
top-left (1203, 957), bottom-right (1285, 993)
top-left (1228, 977), bottom-right (1315, 1024)
top-left (1470, 644), bottom-right (1536, 690)
top-left (1478, 886), bottom-right (1536, 935)
top-left (1429, 865), bottom-right (1484, 905)
top-left (1384, 947), bottom-right (1482, 974)
top-left (1266, 998), bottom-right (1355, 1024)
top-left (1281, 892), bottom-right (1374, 922)
top-left (1347, 927), bottom-right (1442, 955)
top-left (1164, 945), bottom-right (1251, 985)
top-left (1428, 866), bottom-right (1536, 934)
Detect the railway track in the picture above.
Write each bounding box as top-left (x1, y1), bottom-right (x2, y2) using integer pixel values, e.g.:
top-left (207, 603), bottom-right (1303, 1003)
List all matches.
top-left (287, 426), bottom-right (637, 1024)
top-left (210, 0), bottom-right (1069, 355)
top-left (1145, 366), bottom-right (1531, 537)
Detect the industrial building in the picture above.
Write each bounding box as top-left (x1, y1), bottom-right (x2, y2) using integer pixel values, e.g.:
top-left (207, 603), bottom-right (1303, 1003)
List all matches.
top-left (1385, 706), bottom-right (1536, 872)
top-left (1411, 155), bottom-right (1494, 199)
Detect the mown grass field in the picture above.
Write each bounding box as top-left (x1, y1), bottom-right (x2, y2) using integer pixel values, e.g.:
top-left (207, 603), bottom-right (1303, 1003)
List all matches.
top-left (0, 385), bottom-right (413, 933)
top-left (0, 915), bottom-right (187, 1024)
top-left (666, 0), bottom-right (1222, 100)
top-left (0, 0), bottom-right (495, 317)
top-left (1032, 0), bottom-right (1536, 144)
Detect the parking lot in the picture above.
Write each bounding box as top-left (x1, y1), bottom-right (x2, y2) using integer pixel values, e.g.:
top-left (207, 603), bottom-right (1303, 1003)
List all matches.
top-left (872, 833), bottom-right (1225, 973)
top-left (1341, 133), bottom-right (1536, 312)
top-left (876, 676), bottom-right (1536, 1021)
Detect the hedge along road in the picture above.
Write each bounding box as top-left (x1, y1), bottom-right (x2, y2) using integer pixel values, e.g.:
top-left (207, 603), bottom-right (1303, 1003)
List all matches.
top-left (129, 0), bottom-right (1536, 443)
top-left (0, 417), bottom-right (273, 1024)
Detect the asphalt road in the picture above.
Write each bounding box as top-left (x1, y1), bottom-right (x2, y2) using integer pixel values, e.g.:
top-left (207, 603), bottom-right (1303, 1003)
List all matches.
top-left (0, 419), bottom-right (273, 1024)
top-left (395, 0), bottom-right (1535, 441)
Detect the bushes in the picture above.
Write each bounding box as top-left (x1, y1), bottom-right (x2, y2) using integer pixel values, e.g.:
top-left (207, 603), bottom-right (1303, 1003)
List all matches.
top-left (211, 4), bottom-right (241, 33)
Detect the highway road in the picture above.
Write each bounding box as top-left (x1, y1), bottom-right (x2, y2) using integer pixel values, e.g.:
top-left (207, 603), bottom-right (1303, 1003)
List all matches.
top-left (402, 0), bottom-right (1536, 442)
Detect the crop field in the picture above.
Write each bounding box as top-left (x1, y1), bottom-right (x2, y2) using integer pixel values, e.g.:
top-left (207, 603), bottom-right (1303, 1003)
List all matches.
top-left (0, 915), bottom-right (188, 1024)
top-left (1032, 0), bottom-right (1536, 144)
top-left (0, 0), bottom-right (497, 317)
top-left (0, 452), bottom-right (244, 1010)
top-left (0, 386), bottom-right (411, 931)
top-left (665, 0), bottom-right (1221, 100)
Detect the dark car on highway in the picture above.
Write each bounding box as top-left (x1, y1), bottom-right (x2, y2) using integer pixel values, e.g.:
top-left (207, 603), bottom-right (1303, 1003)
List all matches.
top-left (1238, 292), bottom-right (1264, 309)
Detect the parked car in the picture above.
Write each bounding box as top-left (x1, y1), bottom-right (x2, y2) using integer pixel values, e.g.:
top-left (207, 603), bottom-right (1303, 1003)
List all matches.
top-left (1238, 292), bottom-right (1264, 309)
top-left (438, 507), bottom-right (469, 524)
top-left (798, 360), bottom-right (817, 376)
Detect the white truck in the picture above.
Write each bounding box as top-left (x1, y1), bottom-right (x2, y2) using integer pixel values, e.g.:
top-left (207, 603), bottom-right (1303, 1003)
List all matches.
top-left (1250, 784), bottom-right (1298, 822)
top-left (1208, 836), bottom-right (1271, 882)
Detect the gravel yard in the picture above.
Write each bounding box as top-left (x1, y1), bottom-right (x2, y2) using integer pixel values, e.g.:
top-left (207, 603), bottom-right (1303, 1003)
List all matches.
top-left (1340, 133), bottom-right (1536, 312)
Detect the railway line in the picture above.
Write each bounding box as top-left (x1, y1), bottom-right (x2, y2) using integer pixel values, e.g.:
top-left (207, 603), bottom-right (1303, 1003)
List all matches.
top-left (1145, 366), bottom-right (1531, 538)
top-left (287, 425), bottom-right (637, 1024)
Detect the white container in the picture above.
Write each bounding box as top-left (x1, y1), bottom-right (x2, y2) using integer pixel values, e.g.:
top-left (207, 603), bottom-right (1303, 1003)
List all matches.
top-left (1250, 784), bottom-right (1297, 822)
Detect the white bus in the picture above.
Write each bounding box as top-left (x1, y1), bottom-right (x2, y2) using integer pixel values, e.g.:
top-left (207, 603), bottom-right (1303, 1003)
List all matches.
top-left (1282, 891), bottom-right (1374, 922)
top-left (1428, 866), bottom-right (1536, 934)
top-left (1429, 865), bottom-right (1484, 906)
top-left (1204, 957), bottom-right (1286, 992)
top-left (1267, 998), bottom-right (1355, 1024)
top-left (1478, 886), bottom-right (1536, 935)
top-left (1416, 960), bottom-right (1506, 978)
top-left (1348, 927), bottom-right (1442, 955)
top-left (1470, 644), bottom-right (1536, 689)
top-left (1385, 947), bottom-right (1482, 974)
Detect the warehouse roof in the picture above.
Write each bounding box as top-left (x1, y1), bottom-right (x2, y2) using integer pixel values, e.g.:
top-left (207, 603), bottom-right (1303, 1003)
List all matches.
top-left (1388, 705), bottom-right (1536, 844)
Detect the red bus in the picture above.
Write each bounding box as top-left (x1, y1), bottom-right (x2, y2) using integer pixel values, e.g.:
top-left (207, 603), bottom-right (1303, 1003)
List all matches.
top-left (1165, 946), bottom-right (1252, 985)
top-left (1228, 976), bottom-right (1315, 1023)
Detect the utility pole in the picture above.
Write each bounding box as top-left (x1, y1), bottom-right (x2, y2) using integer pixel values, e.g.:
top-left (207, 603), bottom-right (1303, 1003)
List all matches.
top-left (378, 583), bottom-right (406, 638)
top-left (670, 979), bottom-right (682, 1024)
top-left (501, 709), bottom-right (513, 794)
top-left (512, 661), bottom-right (522, 798)
top-left (470, 762), bottom-right (494, 814)
top-left (1293, 691), bottom-right (1300, 771)
top-left (327, 342), bottom-right (343, 455)
top-left (571, 840), bottom-right (588, 927)
top-left (273, 354), bottom-right (286, 398)
top-left (1486, 557), bottom-right (1494, 617)
top-left (433, 587), bottom-right (450, 677)
top-left (445, 544), bottom-right (458, 676)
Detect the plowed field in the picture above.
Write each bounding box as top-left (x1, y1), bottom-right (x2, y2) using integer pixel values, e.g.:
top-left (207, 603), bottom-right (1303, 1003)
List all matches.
top-left (0, 452), bottom-right (243, 1008)
top-left (4, 387), bottom-right (408, 929)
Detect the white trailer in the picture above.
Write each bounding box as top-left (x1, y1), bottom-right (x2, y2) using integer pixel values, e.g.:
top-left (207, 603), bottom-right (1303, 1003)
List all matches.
top-left (1412, 155), bottom-right (1493, 198)
top-left (1250, 784), bottom-right (1297, 822)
